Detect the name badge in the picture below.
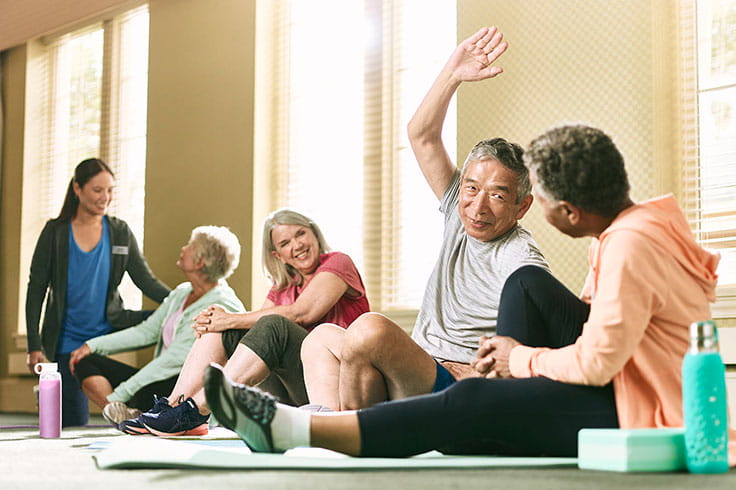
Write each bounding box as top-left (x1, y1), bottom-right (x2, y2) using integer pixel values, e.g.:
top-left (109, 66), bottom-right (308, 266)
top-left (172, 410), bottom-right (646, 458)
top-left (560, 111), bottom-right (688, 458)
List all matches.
top-left (112, 246), bottom-right (129, 255)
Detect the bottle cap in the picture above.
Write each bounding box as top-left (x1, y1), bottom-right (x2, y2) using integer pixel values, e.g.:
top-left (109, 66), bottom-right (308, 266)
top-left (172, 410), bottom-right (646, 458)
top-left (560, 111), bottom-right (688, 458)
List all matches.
top-left (689, 321), bottom-right (719, 352)
top-left (34, 362), bottom-right (58, 375)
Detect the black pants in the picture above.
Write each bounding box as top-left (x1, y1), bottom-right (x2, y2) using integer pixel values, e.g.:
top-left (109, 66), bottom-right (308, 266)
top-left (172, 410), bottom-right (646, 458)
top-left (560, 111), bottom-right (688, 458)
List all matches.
top-left (57, 353), bottom-right (89, 427)
top-left (74, 354), bottom-right (178, 411)
top-left (357, 266), bottom-right (619, 457)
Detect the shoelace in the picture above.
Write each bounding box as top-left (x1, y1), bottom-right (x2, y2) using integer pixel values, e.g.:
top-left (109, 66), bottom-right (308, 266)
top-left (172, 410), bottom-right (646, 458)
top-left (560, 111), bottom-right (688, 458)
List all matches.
top-left (151, 395), bottom-right (171, 413)
top-left (233, 387), bottom-right (277, 425)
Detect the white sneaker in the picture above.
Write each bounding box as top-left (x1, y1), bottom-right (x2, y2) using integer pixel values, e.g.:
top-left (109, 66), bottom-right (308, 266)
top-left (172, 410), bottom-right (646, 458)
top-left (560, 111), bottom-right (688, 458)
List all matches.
top-left (102, 401), bottom-right (142, 426)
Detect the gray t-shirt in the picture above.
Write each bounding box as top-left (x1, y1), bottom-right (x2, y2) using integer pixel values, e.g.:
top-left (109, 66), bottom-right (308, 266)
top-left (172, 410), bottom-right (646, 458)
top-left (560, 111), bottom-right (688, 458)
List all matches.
top-left (411, 171), bottom-right (550, 363)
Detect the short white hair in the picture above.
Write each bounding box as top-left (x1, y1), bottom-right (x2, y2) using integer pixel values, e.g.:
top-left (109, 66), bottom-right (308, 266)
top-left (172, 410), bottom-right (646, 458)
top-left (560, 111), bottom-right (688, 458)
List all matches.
top-left (189, 226), bottom-right (241, 282)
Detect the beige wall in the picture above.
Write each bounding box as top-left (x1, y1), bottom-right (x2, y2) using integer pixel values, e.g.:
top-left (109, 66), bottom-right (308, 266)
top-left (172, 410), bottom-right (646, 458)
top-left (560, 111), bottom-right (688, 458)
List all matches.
top-left (457, 0), bottom-right (677, 293)
top-left (144, 0), bottom-right (255, 303)
top-left (0, 46), bottom-right (31, 407)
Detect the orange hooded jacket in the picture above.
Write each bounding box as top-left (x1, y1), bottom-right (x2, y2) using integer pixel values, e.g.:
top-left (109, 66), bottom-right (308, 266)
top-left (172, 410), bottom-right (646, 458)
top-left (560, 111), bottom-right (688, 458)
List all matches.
top-left (509, 194), bottom-right (735, 464)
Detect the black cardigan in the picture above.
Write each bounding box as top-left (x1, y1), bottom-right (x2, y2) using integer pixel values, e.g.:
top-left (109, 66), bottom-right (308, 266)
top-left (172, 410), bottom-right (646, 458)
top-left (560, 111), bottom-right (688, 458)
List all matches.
top-left (25, 216), bottom-right (171, 360)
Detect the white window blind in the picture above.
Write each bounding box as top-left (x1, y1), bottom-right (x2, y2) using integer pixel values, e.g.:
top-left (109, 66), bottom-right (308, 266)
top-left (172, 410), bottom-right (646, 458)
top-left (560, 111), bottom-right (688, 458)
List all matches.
top-left (102, 6), bottom-right (150, 245)
top-left (280, 0), bottom-right (366, 273)
top-left (681, 0), bottom-right (736, 316)
top-left (387, 0), bottom-right (456, 309)
top-left (19, 4), bottom-right (150, 332)
top-left (41, 25), bottom-right (105, 219)
top-left (264, 0), bottom-right (455, 312)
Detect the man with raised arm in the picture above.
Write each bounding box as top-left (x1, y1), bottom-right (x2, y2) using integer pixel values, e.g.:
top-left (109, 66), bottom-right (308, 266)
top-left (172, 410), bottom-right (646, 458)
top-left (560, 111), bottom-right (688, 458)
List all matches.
top-left (301, 26), bottom-right (549, 410)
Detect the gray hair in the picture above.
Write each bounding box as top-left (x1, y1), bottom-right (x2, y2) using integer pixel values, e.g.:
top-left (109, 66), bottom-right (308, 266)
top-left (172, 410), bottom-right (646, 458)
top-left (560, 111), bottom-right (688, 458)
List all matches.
top-left (262, 209), bottom-right (330, 289)
top-left (189, 226), bottom-right (241, 283)
top-left (461, 138), bottom-right (531, 203)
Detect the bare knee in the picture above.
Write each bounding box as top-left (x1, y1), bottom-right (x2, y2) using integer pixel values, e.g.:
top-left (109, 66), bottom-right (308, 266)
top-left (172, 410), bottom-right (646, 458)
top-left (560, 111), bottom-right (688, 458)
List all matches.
top-left (187, 331), bottom-right (227, 366)
top-left (342, 313), bottom-right (402, 362)
top-left (195, 330), bottom-right (223, 348)
top-left (301, 323), bottom-right (345, 361)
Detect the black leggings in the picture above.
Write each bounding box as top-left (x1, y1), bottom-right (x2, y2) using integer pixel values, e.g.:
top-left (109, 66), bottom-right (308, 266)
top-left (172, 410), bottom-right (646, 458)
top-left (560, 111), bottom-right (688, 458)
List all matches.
top-left (357, 266), bottom-right (618, 457)
top-left (74, 354), bottom-right (178, 411)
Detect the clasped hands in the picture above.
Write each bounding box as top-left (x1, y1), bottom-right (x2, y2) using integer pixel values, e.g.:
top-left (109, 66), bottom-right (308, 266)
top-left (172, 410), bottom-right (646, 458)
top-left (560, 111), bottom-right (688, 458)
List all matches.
top-left (193, 304), bottom-right (231, 337)
top-left (470, 335), bottom-right (521, 379)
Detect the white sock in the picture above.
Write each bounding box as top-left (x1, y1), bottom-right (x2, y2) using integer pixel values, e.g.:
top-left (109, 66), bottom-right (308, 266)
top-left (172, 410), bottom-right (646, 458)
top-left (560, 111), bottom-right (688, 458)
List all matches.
top-left (270, 402), bottom-right (311, 450)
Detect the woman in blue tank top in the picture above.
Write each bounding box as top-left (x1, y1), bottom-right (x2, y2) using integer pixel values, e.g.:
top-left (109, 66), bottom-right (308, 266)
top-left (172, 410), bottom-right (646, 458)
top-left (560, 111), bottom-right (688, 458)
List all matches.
top-left (25, 158), bottom-right (170, 427)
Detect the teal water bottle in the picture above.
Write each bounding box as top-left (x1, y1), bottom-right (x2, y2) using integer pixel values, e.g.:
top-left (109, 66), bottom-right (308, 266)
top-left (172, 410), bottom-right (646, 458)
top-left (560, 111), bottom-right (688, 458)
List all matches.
top-left (682, 320), bottom-right (729, 473)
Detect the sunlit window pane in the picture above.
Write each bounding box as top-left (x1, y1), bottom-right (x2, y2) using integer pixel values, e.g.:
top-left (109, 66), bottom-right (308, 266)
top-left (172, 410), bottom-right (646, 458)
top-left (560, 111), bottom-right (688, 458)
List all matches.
top-left (110, 9), bottom-right (149, 240)
top-left (699, 0), bottom-right (736, 87)
top-left (286, 0), bottom-right (366, 270)
top-left (45, 27), bottom-right (104, 219)
top-left (274, 0), bottom-right (456, 310)
top-left (697, 0), bottom-right (736, 287)
top-left (392, 0), bottom-right (455, 308)
top-left (698, 88), bottom-right (736, 285)
top-left (112, 7), bottom-right (151, 311)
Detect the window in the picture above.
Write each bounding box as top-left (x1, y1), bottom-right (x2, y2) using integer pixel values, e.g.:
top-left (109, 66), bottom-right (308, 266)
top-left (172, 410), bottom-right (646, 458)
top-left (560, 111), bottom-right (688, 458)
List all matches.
top-left (260, 0), bottom-right (456, 315)
top-left (40, 26), bottom-right (104, 217)
top-left (18, 5), bottom-right (150, 331)
top-left (681, 0), bottom-right (736, 316)
top-left (391, 0), bottom-right (457, 308)
top-left (278, 0), bottom-right (366, 273)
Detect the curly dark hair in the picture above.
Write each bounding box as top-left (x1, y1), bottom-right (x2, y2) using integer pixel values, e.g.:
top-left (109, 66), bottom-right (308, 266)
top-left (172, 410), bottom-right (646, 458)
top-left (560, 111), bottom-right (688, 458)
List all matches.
top-left (462, 137), bottom-right (530, 203)
top-left (524, 125), bottom-right (630, 217)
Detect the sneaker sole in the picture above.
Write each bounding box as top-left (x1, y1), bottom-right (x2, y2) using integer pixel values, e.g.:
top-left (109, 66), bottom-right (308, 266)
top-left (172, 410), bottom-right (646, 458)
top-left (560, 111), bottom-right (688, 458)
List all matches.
top-left (120, 423), bottom-right (152, 436)
top-left (142, 423), bottom-right (209, 437)
top-left (203, 363), bottom-right (274, 452)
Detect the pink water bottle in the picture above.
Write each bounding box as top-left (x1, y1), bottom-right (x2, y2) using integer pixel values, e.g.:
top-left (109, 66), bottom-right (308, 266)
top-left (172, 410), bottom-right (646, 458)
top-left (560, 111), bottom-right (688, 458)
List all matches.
top-left (35, 362), bottom-right (61, 438)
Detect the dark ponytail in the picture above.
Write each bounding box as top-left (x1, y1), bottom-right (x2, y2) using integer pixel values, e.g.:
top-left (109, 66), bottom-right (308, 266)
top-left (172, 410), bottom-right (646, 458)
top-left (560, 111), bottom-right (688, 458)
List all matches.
top-left (56, 158), bottom-right (115, 221)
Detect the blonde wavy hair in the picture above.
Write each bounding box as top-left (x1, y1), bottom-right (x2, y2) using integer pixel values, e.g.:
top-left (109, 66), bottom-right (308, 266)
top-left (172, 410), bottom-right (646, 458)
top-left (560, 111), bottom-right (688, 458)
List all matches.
top-left (262, 209), bottom-right (330, 289)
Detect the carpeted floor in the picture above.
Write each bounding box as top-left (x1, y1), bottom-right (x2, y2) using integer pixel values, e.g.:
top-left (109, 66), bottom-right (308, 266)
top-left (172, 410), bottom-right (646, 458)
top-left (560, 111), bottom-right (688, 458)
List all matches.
top-left (1, 413), bottom-right (734, 489)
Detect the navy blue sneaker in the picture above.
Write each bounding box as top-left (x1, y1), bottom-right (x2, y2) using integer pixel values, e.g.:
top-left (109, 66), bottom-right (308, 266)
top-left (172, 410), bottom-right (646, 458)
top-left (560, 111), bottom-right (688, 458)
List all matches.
top-left (140, 395), bottom-right (209, 436)
top-left (204, 363), bottom-right (277, 452)
top-left (117, 395), bottom-right (172, 435)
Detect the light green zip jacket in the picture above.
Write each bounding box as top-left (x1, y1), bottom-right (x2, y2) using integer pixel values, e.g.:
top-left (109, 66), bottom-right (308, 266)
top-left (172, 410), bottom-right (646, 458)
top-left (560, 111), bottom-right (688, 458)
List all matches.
top-left (86, 281), bottom-right (244, 403)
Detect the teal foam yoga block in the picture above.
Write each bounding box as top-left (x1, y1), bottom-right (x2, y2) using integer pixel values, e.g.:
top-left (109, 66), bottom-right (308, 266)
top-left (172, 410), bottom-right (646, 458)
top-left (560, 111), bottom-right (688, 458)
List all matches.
top-left (578, 428), bottom-right (686, 472)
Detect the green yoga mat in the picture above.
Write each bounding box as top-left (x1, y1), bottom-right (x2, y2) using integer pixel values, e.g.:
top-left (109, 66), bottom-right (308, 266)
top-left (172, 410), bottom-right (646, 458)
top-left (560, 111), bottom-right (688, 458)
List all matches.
top-left (92, 436), bottom-right (577, 470)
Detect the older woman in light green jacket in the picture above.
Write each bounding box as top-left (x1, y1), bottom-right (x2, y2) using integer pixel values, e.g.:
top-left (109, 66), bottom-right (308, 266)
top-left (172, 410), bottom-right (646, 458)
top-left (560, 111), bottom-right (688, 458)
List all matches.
top-left (69, 226), bottom-right (245, 425)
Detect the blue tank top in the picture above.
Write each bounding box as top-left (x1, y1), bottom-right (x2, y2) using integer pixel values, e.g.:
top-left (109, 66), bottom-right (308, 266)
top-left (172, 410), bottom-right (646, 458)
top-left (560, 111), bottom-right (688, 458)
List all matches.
top-left (58, 217), bottom-right (112, 354)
